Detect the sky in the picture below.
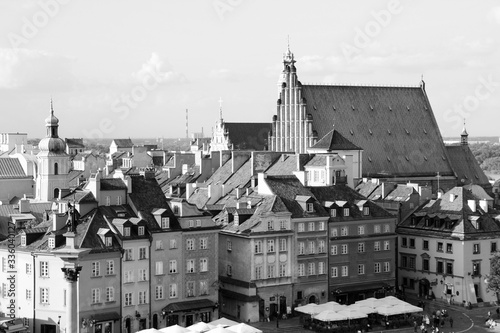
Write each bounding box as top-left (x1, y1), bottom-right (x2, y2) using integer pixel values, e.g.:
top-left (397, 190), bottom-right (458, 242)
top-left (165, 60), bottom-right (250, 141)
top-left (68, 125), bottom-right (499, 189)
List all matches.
top-left (0, 0), bottom-right (499, 139)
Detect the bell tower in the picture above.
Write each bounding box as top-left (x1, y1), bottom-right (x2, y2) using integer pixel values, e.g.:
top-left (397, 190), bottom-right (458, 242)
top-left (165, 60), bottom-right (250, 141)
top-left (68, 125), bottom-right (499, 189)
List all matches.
top-left (36, 100), bottom-right (70, 201)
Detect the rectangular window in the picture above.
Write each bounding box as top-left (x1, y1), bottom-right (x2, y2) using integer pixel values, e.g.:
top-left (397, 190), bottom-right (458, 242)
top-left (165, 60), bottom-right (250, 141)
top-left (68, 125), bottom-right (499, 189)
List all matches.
top-left (92, 262), bottom-right (100, 277)
top-left (40, 288), bottom-right (49, 304)
top-left (446, 262), bottom-right (453, 275)
top-left (189, 220), bottom-right (194, 227)
top-left (268, 221), bottom-right (274, 230)
top-left (155, 286), bottom-right (164, 300)
top-left (331, 228), bottom-right (338, 237)
top-left (374, 241), bottom-right (381, 251)
top-left (138, 226), bottom-right (145, 236)
top-left (187, 281), bottom-right (195, 297)
top-left (409, 238), bottom-right (415, 248)
top-left (279, 238), bottom-right (287, 251)
top-left (343, 208), bottom-right (349, 216)
top-left (384, 224), bottom-right (390, 233)
top-left (308, 222), bottom-right (315, 231)
top-left (437, 260), bottom-right (444, 274)
top-left (341, 227), bottom-right (348, 236)
top-left (105, 236), bottom-right (112, 246)
top-left (358, 226), bottom-right (365, 235)
top-left (331, 245), bottom-right (338, 255)
top-left (139, 247), bottom-right (147, 260)
top-left (437, 242), bottom-right (443, 252)
top-left (472, 262), bottom-right (481, 276)
top-left (341, 244), bottom-right (348, 254)
top-left (318, 240), bottom-right (325, 253)
top-left (358, 242), bottom-right (365, 253)
top-left (255, 240), bottom-right (262, 253)
top-left (279, 264), bottom-right (286, 277)
top-left (186, 239), bottom-right (195, 251)
top-left (26, 289), bottom-right (32, 300)
top-left (226, 264), bottom-right (232, 276)
top-left (124, 270), bottom-right (133, 283)
top-left (40, 261), bottom-right (49, 277)
top-left (307, 203), bottom-right (314, 212)
top-left (124, 249), bottom-right (133, 261)
top-left (187, 259), bottom-right (195, 273)
top-left (200, 258), bottom-right (208, 272)
top-left (298, 223), bottom-right (305, 232)
top-left (298, 263), bottom-right (305, 276)
top-left (409, 257), bottom-right (415, 269)
top-left (280, 220), bottom-right (287, 230)
top-left (267, 239), bottom-right (275, 253)
top-left (161, 217), bottom-right (170, 229)
top-left (155, 240), bottom-right (164, 250)
top-left (138, 269), bottom-right (148, 281)
top-left (358, 264), bottom-right (365, 275)
top-left (341, 266), bottom-right (348, 277)
top-left (492, 242), bottom-right (497, 253)
top-left (170, 239), bottom-right (177, 249)
top-left (446, 243), bottom-right (453, 253)
top-left (267, 265), bottom-right (275, 278)
top-left (383, 262), bottom-right (390, 272)
top-left (331, 266), bottom-right (338, 278)
top-left (308, 262), bottom-right (315, 275)
top-left (196, 219), bottom-right (201, 227)
top-left (401, 256), bottom-right (408, 268)
top-left (374, 225), bottom-right (381, 233)
top-left (255, 266), bottom-right (262, 279)
top-left (473, 243), bottom-right (480, 254)
top-left (319, 222), bottom-right (325, 231)
top-left (200, 238), bottom-right (208, 249)
top-left (106, 287), bottom-right (114, 302)
top-left (309, 241), bottom-right (315, 254)
top-left (363, 207), bottom-right (370, 215)
top-left (423, 258), bottom-right (429, 271)
top-left (155, 261), bottom-right (164, 275)
top-left (124, 227), bottom-right (130, 237)
top-left (106, 260), bottom-right (114, 275)
top-left (331, 209), bottom-right (337, 217)
top-left (318, 262), bottom-right (325, 275)
top-left (92, 288), bottom-right (100, 304)
top-left (124, 292), bottom-right (133, 306)
top-left (105, 196), bottom-right (110, 206)
top-left (423, 240), bottom-right (429, 250)
top-left (48, 238), bottom-right (55, 249)
top-left (227, 240), bottom-right (232, 251)
top-left (169, 284), bottom-right (177, 298)
top-left (26, 263), bottom-right (32, 275)
top-left (374, 263), bottom-right (381, 273)
top-left (169, 260), bottom-right (177, 274)
top-left (299, 242), bottom-right (305, 255)
top-left (384, 241), bottom-right (390, 250)
top-left (200, 280), bottom-right (209, 295)
top-left (401, 237), bottom-right (407, 247)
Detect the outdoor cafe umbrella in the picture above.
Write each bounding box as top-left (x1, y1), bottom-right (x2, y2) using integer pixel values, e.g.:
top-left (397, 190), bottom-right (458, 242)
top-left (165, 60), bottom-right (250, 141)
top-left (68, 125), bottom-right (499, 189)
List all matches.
top-left (227, 323), bottom-right (263, 333)
top-left (295, 303), bottom-right (320, 315)
top-left (313, 310), bottom-right (346, 322)
top-left (346, 304), bottom-right (376, 314)
top-left (159, 326), bottom-right (192, 333)
top-left (375, 304), bottom-right (400, 316)
top-left (392, 303), bottom-right (423, 315)
top-left (315, 302), bottom-right (346, 313)
top-left (337, 309), bottom-right (368, 320)
top-left (355, 297), bottom-right (380, 309)
top-left (187, 322), bottom-right (215, 333)
top-left (378, 296), bottom-right (405, 306)
top-left (209, 318), bottom-right (240, 328)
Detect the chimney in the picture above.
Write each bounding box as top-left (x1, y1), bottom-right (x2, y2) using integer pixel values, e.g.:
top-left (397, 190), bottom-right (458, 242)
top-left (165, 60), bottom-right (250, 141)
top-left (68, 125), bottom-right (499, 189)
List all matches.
top-left (251, 176), bottom-right (257, 188)
top-left (246, 188), bottom-right (250, 196)
top-left (449, 194), bottom-right (456, 202)
top-left (371, 178), bottom-right (379, 185)
top-left (124, 175), bottom-right (133, 194)
top-left (53, 212), bottom-right (67, 231)
top-left (235, 188), bottom-right (243, 200)
top-left (19, 197), bottom-right (30, 214)
top-left (247, 201), bottom-right (252, 209)
top-left (236, 202), bottom-right (242, 209)
top-left (437, 191), bottom-right (442, 199)
top-left (468, 199), bottom-right (476, 212)
top-left (479, 199), bottom-right (488, 213)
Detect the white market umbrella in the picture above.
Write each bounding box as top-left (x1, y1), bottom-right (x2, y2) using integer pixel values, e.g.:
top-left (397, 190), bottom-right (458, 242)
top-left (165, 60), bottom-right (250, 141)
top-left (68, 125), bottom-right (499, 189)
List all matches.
top-left (375, 304), bottom-right (400, 316)
top-left (337, 309), bottom-right (368, 320)
top-left (394, 303), bottom-right (423, 314)
top-left (295, 303), bottom-right (320, 315)
top-left (209, 318), bottom-right (239, 328)
top-left (313, 310), bottom-right (345, 322)
top-left (355, 297), bottom-right (380, 308)
top-left (206, 327), bottom-right (234, 333)
top-left (315, 302), bottom-right (346, 313)
top-left (187, 322), bottom-right (215, 333)
top-left (378, 296), bottom-right (404, 306)
top-left (138, 329), bottom-right (163, 333)
top-left (159, 325), bottom-right (192, 333)
top-left (227, 323), bottom-right (262, 333)
top-left (346, 304), bottom-right (376, 314)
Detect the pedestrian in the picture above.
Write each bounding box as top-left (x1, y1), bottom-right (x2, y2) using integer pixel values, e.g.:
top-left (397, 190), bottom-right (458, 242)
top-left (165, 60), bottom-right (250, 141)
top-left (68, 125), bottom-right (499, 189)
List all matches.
top-left (449, 316), bottom-right (453, 328)
top-left (488, 310), bottom-right (492, 319)
top-left (414, 320), bottom-right (418, 333)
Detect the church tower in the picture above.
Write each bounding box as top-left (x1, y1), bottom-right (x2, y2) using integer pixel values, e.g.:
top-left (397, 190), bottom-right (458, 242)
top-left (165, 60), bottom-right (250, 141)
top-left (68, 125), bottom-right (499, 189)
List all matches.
top-left (209, 98), bottom-right (233, 151)
top-left (461, 120), bottom-right (468, 146)
top-left (269, 45), bottom-right (317, 153)
top-left (36, 101), bottom-right (70, 201)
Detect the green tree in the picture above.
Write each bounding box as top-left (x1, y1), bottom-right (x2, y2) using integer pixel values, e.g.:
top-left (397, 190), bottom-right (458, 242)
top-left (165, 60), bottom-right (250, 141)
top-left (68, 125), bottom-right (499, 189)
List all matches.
top-left (486, 252), bottom-right (500, 302)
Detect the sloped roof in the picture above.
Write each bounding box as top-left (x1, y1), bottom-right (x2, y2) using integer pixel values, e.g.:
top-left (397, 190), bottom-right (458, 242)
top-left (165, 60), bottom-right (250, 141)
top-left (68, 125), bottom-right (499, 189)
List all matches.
top-left (310, 128), bottom-right (362, 151)
top-left (65, 138), bottom-right (85, 148)
top-left (305, 155), bottom-right (327, 167)
top-left (222, 159), bottom-right (252, 192)
top-left (445, 145), bottom-right (490, 187)
top-left (224, 123), bottom-right (272, 150)
top-left (355, 181), bottom-right (380, 198)
top-left (112, 139), bottom-right (134, 148)
top-left (385, 185), bottom-right (417, 201)
top-left (0, 158), bottom-right (27, 178)
top-left (100, 178), bottom-right (127, 191)
top-left (302, 84), bottom-right (455, 177)
top-left (205, 157), bottom-right (237, 186)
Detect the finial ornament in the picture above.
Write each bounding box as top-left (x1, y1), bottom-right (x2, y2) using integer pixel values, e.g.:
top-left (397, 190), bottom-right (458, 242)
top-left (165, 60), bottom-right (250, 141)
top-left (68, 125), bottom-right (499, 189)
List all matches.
top-left (219, 97), bottom-right (223, 120)
top-left (50, 97), bottom-right (54, 115)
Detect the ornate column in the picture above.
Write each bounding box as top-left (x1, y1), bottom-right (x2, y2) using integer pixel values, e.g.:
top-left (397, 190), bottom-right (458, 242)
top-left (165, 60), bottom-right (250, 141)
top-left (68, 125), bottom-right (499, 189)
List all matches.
top-left (61, 262), bottom-right (82, 333)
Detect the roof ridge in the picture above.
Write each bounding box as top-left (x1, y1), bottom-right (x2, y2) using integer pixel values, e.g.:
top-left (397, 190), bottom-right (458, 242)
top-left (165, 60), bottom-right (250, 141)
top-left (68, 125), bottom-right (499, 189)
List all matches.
top-left (303, 82), bottom-right (422, 88)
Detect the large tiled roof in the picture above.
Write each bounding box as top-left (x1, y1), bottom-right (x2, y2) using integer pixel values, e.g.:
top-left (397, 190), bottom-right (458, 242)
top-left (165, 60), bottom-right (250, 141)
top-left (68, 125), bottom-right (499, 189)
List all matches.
top-left (100, 178), bottom-right (127, 191)
top-left (301, 84), bottom-right (454, 178)
top-left (0, 158), bottom-right (27, 178)
top-left (445, 145), bottom-right (490, 187)
top-left (65, 138), bottom-right (85, 148)
top-left (205, 158), bottom-right (234, 185)
top-left (385, 185), bottom-right (416, 201)
top-left (112, 139), bottom-right (134, 148)
top-left (266, 154), bottom-right (313, 176)
top-left (310, 128), bottom-right (362, 151)
top-left (222, 159), bottom-right (252, 192)
top-left (355, 181), bottom-right (380, 198)
top-left (224, 123), bottom-right (272, 150)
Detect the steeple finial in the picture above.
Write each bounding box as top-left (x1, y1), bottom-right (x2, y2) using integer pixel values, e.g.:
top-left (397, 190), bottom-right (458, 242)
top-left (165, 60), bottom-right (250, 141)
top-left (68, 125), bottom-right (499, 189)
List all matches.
top-left (461, 118), bottom-right (468, 146)
top-left (219, 97), bottom-right (223, 120)
top-left (50, 97), bottom-right (54, 115)
top-left (287, 35), bottom-right (290, 51)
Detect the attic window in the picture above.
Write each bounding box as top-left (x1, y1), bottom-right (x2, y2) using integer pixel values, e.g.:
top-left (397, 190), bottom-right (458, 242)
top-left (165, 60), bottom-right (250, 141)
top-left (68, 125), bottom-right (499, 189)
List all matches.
top-left (124, 227), bottom-right (130, 237)
top-left (138, 226), bottom-right (145, 236)
top-left (105, 236), bottom-right (112, 246)
top-left (307, 203), bottom-right (314, 212)
top-left (161, 217), bottom-right (170, 229)
top-left (351, 105), bottom-right (355, 110)
top-left (424, 156), bottom-right (428, 161)
top-left (330, 209), bottom-right (337, 217)
top-left (332, 105), bottom-right (336, 111)
top-left (313, 105), bottom-right (317, 110)
top-left (343, 208), bottom-right (350, 216)
top-left (363, 207), bottom-right (370, 215)
top-left (48, 237), bottom-right (55, 249)
top-left (407, 106), bottom-right (410, 111)
top-left (368, 157), bottom-right (372, 162)
top-left (387, 156), bottom-right (391, 162)
top-left (21, 235), bottom-right (26, 247)
top-left (410, 217), bottom-right (417, 226)
top-left (370, 104), bottom-right (373, 110)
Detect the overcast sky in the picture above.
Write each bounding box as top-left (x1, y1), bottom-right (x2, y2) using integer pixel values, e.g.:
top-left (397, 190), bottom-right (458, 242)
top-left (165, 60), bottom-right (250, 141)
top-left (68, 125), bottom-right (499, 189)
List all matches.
top-left (0, 0), bottom-right (499, 139)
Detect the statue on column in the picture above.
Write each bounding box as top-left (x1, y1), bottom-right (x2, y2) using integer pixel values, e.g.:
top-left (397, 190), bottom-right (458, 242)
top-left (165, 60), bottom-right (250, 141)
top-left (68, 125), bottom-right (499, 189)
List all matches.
top-left (66, 202), bottom-right (76, 232)
top-left (61, 266), bottom-right (82, 282)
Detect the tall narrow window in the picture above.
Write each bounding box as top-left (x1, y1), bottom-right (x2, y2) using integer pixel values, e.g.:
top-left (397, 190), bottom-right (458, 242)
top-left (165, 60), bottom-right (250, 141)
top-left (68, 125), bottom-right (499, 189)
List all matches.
top-left (54, 163), bottom-right (58, 175)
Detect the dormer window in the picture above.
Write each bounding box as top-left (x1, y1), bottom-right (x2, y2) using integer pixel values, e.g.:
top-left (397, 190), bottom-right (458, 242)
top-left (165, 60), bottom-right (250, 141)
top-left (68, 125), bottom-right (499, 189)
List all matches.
top-left (330, 209), bottom-right (337, 217)
top-left (189, 220), bottom-right (194, 228)
top-left (124, 227), bottom-right (130, 237)
top-left (105, 236), bottom-right (112, 246)
top-left (363, 207), bottom-right (369, 216)
top-left (138, 226), bottom-right (145, 236)
top-left (48, 237), bottom-right (55, 249)
top-left (307, 203), bottom-right (314, 212)
top-left (410, 217), bottom-right (417, 226)
top-left (343, 208), bottom-right (350, 216)
top-left (196, 220), bottom-right (201, 227)
top-left (21, 235), bottom-right (26, 247)
top-left (161, 217), bottom-right (170, 229)
top-left (173, 205), bottom-right (179, 214)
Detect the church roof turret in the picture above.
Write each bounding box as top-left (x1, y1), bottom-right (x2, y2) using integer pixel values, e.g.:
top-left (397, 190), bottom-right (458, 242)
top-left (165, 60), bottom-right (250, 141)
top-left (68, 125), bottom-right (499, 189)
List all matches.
top-left (38, 99), bottom-right (67, 154)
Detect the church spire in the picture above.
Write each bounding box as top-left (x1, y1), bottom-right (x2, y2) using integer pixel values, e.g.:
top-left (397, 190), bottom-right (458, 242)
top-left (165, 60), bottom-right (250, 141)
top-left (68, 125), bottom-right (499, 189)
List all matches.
top-left (219, 97), bottom-right (223, 121)
top-left (461, 119), bottom-right (468, 146)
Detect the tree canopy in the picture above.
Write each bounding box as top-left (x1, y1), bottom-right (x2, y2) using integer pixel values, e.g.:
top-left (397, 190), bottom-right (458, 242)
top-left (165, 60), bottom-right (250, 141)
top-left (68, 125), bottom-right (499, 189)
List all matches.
top-left (486, 252), bottom-right (500, 298)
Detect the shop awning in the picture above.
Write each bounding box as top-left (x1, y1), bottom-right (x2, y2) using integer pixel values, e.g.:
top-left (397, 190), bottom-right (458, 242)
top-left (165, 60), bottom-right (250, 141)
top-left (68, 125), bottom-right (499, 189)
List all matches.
top-left (332, 282), bottom-right (392, 293)
top-left (93, 312), bottom-right (121, 322)
top-left (220, 289), bottom-right (261, 302)
top-left (162, 299), bottom-right (215, 313)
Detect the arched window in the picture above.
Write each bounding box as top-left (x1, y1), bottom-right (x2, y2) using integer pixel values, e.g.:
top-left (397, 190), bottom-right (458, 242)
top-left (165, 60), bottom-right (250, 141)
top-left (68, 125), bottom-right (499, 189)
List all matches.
top-left (54, 163), bottom-right (58, 175)
top-left (54, 188), bottom-right (60, 199)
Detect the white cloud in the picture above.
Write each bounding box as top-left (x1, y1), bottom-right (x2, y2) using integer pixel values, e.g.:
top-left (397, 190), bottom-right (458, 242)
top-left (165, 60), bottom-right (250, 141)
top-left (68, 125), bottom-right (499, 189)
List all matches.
top-left (489, 6), bottom-right (500, 24)
top-left (132, 52), bottom-right (187, 85)
top-left (0, 48), bottom-right (76, 90)
top-left (208, 68), bottom-right (240, 81)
